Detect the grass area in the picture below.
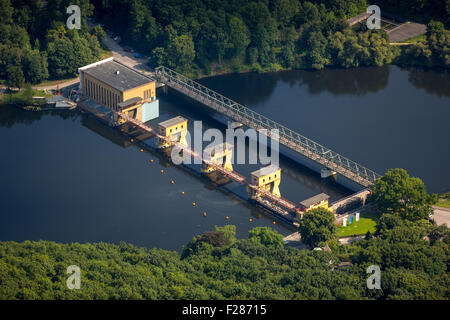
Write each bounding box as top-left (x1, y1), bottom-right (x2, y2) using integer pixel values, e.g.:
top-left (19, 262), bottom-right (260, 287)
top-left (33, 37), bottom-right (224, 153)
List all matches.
top-left (436, 192), bottom-right (450, 209)
top-left (1, 87), bottom-right (52, 105)
top-left (436, 200), bottom-right (450, 209)
top-left (337, 211), bottom-right (380, 237)
top-left (403, 34), bottom-right (426, 43)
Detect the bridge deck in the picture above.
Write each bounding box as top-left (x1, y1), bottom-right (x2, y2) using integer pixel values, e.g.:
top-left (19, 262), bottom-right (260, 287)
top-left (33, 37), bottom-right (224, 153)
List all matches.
top-left (154, 67), bottom-right (380, 187)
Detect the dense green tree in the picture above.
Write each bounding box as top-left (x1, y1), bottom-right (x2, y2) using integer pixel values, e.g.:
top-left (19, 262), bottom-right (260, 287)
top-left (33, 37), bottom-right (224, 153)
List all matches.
top-left (1, 218), bottom-right (447, 300)
top-left (370, 168), bottom-right (437, 221)
top-left (6, 65), bottom-right (25, 88)
top-left (90, 0), bottom-right (447, 74)
top-left (299, 207), bottom-right (337, 247)
top-left (167, 34), bottom-right (195, 71)
top-left (248, 227), bottom-right (285, 248)
top-left (228, 16), bottom-right (250, 57)
top-left (22, 49), bottom-right (49, 84)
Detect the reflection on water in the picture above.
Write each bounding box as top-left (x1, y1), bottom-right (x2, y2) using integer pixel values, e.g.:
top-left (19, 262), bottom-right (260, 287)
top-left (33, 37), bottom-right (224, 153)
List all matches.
top-left (0, 64), bottom-right (448, 251)
top-left (407, 67), bottom-right (450, 97)
top-left (199, 65), bottom-right (390, 104)
top-left (199, 65), bottom-right (450, 193)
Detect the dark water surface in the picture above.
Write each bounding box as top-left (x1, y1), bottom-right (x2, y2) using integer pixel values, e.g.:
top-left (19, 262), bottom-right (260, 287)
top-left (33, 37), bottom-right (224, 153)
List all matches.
top-left (0, 65), bottom-right (448, 250)
top-left (200, 65), bottom-right (450, 194)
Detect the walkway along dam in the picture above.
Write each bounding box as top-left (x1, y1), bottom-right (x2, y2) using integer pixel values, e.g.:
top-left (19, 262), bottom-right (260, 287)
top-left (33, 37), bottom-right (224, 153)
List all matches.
top-left (76, 59), bottom-right (378, 226)
top-left (153, 66), bottom-right (381, 189)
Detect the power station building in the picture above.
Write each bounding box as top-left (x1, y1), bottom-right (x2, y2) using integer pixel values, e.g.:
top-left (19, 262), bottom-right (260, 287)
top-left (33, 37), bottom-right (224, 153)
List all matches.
top-left (78, 58), bottom-right (159, 123)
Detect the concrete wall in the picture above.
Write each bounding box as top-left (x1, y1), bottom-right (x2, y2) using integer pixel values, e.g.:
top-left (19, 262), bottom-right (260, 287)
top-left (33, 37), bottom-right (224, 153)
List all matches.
top-left (142, 100), bottom-right (159, 123)
top-left (330, 188), bottom-right (371, 215)
top-left (122, 81), bottom-right (156, 102)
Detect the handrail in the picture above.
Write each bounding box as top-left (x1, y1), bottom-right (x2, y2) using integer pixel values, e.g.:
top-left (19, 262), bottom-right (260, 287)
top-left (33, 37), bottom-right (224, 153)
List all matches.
top-left (154, 66), bottom-right (380, 186)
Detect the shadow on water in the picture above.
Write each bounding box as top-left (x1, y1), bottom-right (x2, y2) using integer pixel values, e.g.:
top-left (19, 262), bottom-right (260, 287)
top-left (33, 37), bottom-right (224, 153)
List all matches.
top-left (405, 67), bottom-right (450, 97)
top-left (0, 105), bottom-right (79, 128)
top-left (198, 65), bottom-right (391, 106)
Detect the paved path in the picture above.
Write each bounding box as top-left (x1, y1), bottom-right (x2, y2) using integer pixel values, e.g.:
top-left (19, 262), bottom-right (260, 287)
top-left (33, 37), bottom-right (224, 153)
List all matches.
top-left (388, 22), bottom-right (426, 42)
top-left (433, 206), bottom-right (450, 227)
top-left (88, 20), bottom-right (154, 76)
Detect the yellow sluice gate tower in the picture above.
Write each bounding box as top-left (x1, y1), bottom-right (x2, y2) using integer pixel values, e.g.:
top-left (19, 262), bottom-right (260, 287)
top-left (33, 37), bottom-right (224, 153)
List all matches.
top-left (157, 116), bottom-right (188, 148)
top-left (249, 165), bottom-right (281, 199)
top-left (298, 193), bottom-right (330, 213)
top-left (201, 142), bottom-right (234, 173)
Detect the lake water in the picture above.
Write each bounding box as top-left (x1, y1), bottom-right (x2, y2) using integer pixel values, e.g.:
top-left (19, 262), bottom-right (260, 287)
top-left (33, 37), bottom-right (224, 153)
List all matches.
top-left (0, 64), bottom-right (448, 250)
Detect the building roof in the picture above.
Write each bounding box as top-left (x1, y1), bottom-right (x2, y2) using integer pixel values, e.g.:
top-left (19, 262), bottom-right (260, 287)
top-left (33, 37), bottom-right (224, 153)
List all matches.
top-left (251, 165), bottom-right (280, 177)
top-left (81, 60), bottom-right (154, 92)
top-left (158, 116), bottom-right (187, 129)
top-left (117, 97), bottom-right (142, 109)
top-left (300, 193), bottom-right (330, 208)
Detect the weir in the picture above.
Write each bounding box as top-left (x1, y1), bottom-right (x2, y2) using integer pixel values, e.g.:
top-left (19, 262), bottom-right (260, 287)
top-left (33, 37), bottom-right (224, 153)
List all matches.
top-left (154, 66), bottom-right (381, 188)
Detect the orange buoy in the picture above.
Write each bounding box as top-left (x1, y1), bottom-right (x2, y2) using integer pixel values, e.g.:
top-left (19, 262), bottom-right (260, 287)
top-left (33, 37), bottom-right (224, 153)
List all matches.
top-left (131, 138), bottom-right (134, 142)
top-left (192, 202), bottom-right (196, 206)
top-left (203, 212), bottom-right (207, 217)
top-left (161, 170), bottom-right (164, 174)
top-left (226, 216), bottom-right (229, 220)
top-left (249, 218), bottom-right (252, 222)
top-left (181, 191), bottom-right (185, 195)
top-left (140, 149), bottom-right (143, 152)
top-left (171, 180), bottom-right (174, 184)
top-left (150, 159), bottom-right (154, 163)
top-left (272, 221), bottom-right (276, 225)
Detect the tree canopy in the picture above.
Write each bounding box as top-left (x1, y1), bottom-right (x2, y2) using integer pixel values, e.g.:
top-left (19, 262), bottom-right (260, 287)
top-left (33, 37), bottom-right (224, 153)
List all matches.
top-left (299, 207), bottom-right (337, 248)
top-left (370, 168), bottom-right (437, 221)
top-left (0, 215), bottom-right (448, 300)
top-left (91, 0), bottom-right (401, 76)
top-left (0, 0), bottom-right (104, 86)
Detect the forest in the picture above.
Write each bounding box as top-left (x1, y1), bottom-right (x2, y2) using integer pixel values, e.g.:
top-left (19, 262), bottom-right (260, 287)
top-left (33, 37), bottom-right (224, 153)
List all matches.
top-left (91, 0), bottom-right (449, 76)
top-left (0, 169), bottom-right (448, 300)
top-left (0, 0), bottom-right (105, 88)
top-left (1, 0), bottom-right (448, 86)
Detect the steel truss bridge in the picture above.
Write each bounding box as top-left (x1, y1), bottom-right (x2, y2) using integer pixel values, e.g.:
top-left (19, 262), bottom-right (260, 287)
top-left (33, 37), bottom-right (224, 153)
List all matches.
top-left (154, 66), bottom-right (380, 187)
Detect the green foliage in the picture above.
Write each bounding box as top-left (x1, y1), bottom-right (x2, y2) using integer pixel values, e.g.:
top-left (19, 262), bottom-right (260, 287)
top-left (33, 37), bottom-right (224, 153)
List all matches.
top-left (0, 0), bottom-right (104, 84)
top-left (351, 214), bottom-right (449, 299)
top-left (248, 227), bottom-right (284, 248)
top-left (91, 0), bottom-right (395, 75)
top-left (399, 21), bottom-right (450, 68)
top-left (1, 219), bottom-right (448, 300)
top-left (299, 207), bottom-right (337, 248)
top-left (370, 168), bottom-right (437, 221)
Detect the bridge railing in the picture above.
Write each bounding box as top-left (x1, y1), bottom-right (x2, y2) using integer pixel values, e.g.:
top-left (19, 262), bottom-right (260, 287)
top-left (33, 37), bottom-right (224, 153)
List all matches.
top-left (154, 66), bottom-right (381, 185)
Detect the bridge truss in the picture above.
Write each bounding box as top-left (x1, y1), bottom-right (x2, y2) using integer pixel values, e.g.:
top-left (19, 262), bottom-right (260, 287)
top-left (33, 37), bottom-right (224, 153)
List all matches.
top-left (154, 66), bottom-right (381, 187)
